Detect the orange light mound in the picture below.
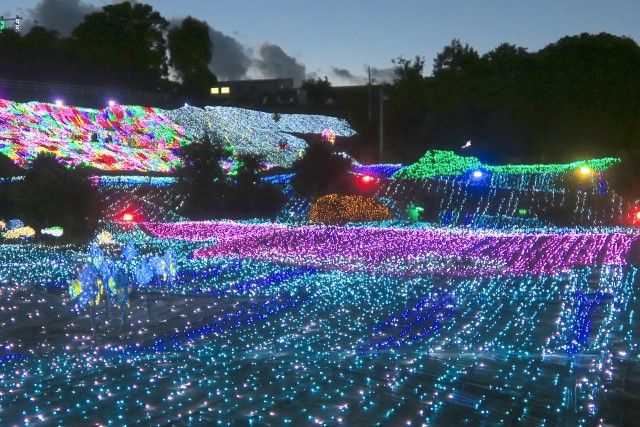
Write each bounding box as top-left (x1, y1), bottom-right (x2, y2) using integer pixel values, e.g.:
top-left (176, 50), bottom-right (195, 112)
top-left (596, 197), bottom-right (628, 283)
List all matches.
top-left (309, 194), bottom-right (393, 224)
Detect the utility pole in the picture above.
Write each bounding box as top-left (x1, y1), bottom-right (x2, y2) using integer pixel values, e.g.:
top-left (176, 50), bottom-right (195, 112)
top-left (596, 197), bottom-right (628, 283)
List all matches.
top-left (367, 66), bottom-right (372, 122)
top-left (379, 85), bottom-right (384, 163)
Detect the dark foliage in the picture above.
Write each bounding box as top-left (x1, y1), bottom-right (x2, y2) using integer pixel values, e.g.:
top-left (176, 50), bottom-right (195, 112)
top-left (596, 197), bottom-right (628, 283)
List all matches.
top-left (346, 33), bottom-right (640, 172)
top-left (176, 134), bottom-right (228, 219)
top-left (168, 16), bottom-right (217, 101)
top-left (0, 154), bottom-right (20, 177)
top-left (222, 183), bottom-right (285, 220)
top-left (291, 142), bottom-right (353, 197)
top-left (177, 137), bottom-right (285, 220)
top-left (0, 4), bottom-right (216, 98)
top-left (606, 154), bottom-right (640, 200)
top-left (9, 154), bottom-right (100, 240)
top-left (301, 77), bottom-right (332, 105)
top-left (0, 155), bottom-right (21, 219)
top-left (71, 2), bottom-right (169, 90)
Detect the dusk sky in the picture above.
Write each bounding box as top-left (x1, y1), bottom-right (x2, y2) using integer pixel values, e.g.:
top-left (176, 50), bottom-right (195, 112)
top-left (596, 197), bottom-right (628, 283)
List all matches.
top-left (2, 0), bottom-right (639, 85)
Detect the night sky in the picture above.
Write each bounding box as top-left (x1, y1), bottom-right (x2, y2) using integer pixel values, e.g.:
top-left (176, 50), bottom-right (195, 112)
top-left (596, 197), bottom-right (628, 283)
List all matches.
top-left (2, 0), bottom-right (639, 85)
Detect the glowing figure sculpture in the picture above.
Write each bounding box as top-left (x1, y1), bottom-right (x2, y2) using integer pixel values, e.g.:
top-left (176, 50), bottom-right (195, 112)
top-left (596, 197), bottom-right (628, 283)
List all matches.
top-left (321, 128), bottom-right (336, 144)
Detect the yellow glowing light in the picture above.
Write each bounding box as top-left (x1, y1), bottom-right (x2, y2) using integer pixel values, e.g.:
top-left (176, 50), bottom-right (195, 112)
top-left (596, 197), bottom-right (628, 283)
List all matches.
top-left (3, 226), bottom-right (36, 239)
top-left (97, 230), bottom-right (115, 245)
top-left (578, 166), bottom-right (592, 176)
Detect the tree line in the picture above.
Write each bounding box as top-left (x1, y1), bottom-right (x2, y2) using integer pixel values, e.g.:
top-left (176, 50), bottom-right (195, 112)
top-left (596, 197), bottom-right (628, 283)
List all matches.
top-left (341, 34), bottom-right (640, 171)
top-left (0, 2), bottom-right (216, 102)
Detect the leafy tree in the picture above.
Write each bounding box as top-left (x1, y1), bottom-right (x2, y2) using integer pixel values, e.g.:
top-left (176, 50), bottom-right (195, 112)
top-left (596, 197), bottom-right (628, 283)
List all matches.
top-left (385, 56), bottom-right (429, 160)
top-left (0, 154), bottom-right (20, 177)
top-left (10, 154), bottom-right (100, 240)
top-left (301, 77), bottom-right (332, 105)
top-left (228, 154), bottom-right (285, 219)
top-left (176, 133), bottom-right (227, 219)
top-left (168, 17), bottom-right (217, 99)
top-left (236, 154), bottom-right (263, 187)
top-left (292, 142), bottom-right (352, 197)
top-left (432, 39), bottom-right (480, 77)
top-left (177, 139), bottom-right (284, 219)
top-left (71, 2), bottom-right (169, 89)
top-left (0, 155), bottom-right (21, 219)
top-left (392, 55), bottom-right (425, 84)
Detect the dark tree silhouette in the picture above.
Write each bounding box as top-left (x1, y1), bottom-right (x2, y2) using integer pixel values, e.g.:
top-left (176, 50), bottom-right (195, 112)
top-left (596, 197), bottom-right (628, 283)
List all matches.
top-left (176, 133), bottom-right (228, 219)
top-left (177, 138), bottom-right (284, 219)
top-left (432, 39), bottom-right (480, 77)
top-left (0, 154), bottom-right (20, 177)
top-left (10, 154), bottom-right (100, 240)
top-left (71, 2), bottom-right (169, 89)
top-left (292, 142), bottom-right (352, 197)
top-left (301, 77), bottom-right (332, 106)
top-left (236, 154), bottom-right (263, 187)
top-left (168, 17), bottom-right (217, 99)
top-left (392, 55), bottom-right (425, 84)
top-left (0, 155), bottom-right (21, 220)
top-left (229, 153), bottom-right (285, 219)
top-left (360, 32), bottom-right (640, 169)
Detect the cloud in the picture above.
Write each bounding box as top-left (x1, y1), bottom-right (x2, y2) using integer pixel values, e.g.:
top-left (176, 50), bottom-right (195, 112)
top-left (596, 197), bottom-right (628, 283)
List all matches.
top-left (368, 66), bottom-right (396, 84)
top-left (330, 67), bottom-right (362, 84)
top-left (328, 65), bottom-right (396, 85)
top-left (25, 0), bottom-right (98, 36)
top-left (208, 27), bottom-right (252, 80)
top-left (169, 18), bottom-right (301, 83)
top-left (253, 42), bottom-right (306, 86)
top-left (23, 4), bottom-right (312, 87)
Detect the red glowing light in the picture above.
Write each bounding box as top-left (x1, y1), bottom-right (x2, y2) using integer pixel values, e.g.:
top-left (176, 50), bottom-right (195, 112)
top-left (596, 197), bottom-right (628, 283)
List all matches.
top-left (630, 208), bottom-right (640, 226)
top-left (122, 213), bottom-right (134, 222)
top-left (355, 174), bottom-right (377, 192)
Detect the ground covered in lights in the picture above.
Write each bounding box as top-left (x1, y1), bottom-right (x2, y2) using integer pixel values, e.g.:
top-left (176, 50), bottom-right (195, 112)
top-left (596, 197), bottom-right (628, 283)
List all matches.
top-left (2, 221), bottom-right (640, 426)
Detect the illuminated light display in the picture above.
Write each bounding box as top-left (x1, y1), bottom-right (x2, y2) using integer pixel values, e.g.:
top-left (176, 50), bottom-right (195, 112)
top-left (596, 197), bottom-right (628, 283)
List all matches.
top-left (96, 230), bottom-right (115, 245)
top-left (352, 163), bottom-right (403, 178)
top-left (394, 150), bottom-right (620, 179)
top-left (165, 105), bottom-right (356, 168)
top-left (321, 128), bottom-right (336, 144)
top-left (142, 221), bottom-right (638, 276)
top-left (0, 220), bottom-right (638, 425)
top-left (0, 99), bottom-right (189, 172)
top-left (122, 212), bottom-right (135, 222)
top-left (579, 166), bottom-right (593, 176)
top-left (308, 194), bottom-right (393, 224)
top-left (2, 108), bottom-right (640, 424)
top-left (360, 174), bottom-right (375, 183)
top-left (40, 226), bottom-right (64, 237)
top-left (355, 173), bottom-right (379, 193)
top-left (0, 98), bottom-right (348, 174)
top-left (629, 208), bottom-right (640, 226)
top-left (2, 225), bottom-right (35, 239)
top-left (407, 204), bottom-right (425, 221)
top-left (377, 150), bottom-right (627, 226)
